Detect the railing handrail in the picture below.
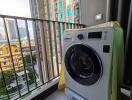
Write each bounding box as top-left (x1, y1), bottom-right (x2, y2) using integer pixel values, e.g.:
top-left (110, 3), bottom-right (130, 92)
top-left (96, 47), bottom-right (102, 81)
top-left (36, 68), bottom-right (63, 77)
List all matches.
top-left (0, 14), bottom-right (85, 26)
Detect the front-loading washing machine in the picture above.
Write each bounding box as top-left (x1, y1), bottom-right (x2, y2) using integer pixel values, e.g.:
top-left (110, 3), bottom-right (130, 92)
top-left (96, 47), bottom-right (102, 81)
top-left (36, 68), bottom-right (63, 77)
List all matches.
top-left (63, 27), bottom-right (113, 100)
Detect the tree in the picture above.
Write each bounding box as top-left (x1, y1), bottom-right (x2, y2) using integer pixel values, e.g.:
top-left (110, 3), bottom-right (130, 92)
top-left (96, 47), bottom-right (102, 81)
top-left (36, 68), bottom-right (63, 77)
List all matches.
top-left (24, 54), bottom-right (37, 64)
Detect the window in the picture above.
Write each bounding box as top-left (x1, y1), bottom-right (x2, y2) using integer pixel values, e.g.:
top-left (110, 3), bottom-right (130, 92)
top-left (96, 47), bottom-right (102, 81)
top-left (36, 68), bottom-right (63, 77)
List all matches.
top-left (60, 23), bottom-right (63, 30)
top-left (75, 9), bottom-right (79, 16)
top-left (6, 47), bottom-right (8, 53)
top-left (59, 13), bottom-right (64, 19)
top-left (15, 49), bottom-right (18, 52)
top-left (58, 2), bottom-right (63, 9)
top-left (67, 8), bottom-right (72, 17)
top-left (3, 61), bottom-right (6, 65)
top-left (0, 49), bottom-right (2, 54)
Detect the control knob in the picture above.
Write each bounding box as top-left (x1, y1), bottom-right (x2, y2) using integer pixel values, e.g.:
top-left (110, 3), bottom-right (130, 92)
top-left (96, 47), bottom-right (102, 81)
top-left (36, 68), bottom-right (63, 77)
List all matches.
top-left (77, 34), bottom-right (84, 40)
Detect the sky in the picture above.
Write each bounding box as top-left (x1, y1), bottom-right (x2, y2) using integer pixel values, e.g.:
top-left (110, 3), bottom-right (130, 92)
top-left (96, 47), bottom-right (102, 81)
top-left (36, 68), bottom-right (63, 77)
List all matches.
top-left (0, 0), bottom-right (31, 17)
top-left (0, 0), bottom-right (34, 40)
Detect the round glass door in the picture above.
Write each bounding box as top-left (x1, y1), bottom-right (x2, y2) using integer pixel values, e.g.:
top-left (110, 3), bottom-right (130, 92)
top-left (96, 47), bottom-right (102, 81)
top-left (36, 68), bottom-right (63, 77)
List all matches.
top-left (65, 44), bottom-right (102, 86)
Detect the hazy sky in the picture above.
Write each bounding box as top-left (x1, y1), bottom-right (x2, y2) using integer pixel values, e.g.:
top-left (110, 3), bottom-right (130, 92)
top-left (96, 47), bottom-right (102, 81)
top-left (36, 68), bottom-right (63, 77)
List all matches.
top-left (0, 0), bottom-right (34, 40)
top-left (0, 0), bottom-right (31, 17)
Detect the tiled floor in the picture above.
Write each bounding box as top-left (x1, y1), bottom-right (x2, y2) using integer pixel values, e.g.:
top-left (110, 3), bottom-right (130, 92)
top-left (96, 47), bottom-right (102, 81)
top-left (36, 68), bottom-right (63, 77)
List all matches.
top-left (45, 90), bottom-right (69, 100)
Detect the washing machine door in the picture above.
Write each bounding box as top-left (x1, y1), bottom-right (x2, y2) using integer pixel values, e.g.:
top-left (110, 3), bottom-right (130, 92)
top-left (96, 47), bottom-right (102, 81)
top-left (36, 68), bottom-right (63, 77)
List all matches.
top-left (65, 44), bottom-right (102, 86)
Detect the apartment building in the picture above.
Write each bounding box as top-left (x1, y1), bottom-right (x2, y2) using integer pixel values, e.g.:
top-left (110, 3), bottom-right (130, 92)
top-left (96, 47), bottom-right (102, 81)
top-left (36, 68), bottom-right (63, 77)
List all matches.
top-left (29, 0), bottom-right (79, 23)
top-left (0, 44), bottom-right (23, 71)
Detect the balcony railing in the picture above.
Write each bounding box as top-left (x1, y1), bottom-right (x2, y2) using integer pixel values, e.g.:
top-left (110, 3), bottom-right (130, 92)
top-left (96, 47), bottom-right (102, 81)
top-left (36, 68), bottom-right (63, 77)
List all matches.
top-left (0, 14), bottom-right (85, 100)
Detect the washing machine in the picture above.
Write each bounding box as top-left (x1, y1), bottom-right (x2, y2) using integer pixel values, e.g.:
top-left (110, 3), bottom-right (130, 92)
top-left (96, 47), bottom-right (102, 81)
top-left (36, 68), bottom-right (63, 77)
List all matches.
top-left (63, 27), bottom-right (113, 100)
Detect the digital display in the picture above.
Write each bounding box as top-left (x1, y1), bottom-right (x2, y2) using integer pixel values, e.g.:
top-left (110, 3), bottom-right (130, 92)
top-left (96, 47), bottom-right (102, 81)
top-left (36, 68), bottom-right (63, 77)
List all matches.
top-left (88, 32), bottom-right (102, 39)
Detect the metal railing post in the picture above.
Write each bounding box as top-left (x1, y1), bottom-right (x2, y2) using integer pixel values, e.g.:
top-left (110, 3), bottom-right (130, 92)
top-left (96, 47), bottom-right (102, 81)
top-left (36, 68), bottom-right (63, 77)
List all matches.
top-left (14, 19), bottom-right (30, 93)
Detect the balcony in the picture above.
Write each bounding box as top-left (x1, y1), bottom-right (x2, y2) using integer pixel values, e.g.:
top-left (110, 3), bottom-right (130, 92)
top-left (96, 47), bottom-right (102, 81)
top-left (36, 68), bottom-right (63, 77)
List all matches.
top-left (0, 14), bottom-right (85, 100)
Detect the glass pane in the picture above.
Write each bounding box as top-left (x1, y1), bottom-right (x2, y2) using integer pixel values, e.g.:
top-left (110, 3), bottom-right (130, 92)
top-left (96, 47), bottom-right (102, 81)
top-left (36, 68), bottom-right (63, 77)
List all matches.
top-left (58, 2), bottom-right (63, 9)
top-left (67, 9), bottom-right (72, 17)
top-left (59, 13), bottom-right (64, 19)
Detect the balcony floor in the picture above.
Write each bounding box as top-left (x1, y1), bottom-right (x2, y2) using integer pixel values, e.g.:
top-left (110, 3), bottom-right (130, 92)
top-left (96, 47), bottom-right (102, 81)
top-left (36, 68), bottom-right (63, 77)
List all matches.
top-left (45, 90), bottom-right (68, 100)
top-left (44, 89), bottom-right (130, 100)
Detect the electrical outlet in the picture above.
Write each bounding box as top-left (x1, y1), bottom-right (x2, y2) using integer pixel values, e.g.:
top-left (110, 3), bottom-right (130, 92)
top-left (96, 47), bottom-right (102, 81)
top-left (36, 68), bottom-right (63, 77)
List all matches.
top-left (95, 14), bottom-right (103, 20)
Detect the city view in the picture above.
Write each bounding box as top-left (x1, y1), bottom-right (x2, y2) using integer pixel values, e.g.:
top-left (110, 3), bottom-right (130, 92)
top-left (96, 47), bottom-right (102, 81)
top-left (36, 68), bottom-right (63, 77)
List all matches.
top-left (0, 19), bottom-right (40, 99)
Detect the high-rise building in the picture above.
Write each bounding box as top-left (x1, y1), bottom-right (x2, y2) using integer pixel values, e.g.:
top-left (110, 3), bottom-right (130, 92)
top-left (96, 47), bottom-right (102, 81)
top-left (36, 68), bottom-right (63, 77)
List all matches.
top-left (57, 0), bottom-right (79, 23)
top-left (29, 0), bottom-right (79, 23)
top-left (0, 44), bottom-right (23, 71)
top-left (29, 0), bottom-right (38, 18)
top-left (57, 0), bottom-right (66, 21)
top-left (49, 0), bottom-right (58, 20)
top-left (29, 0), bottom-right (50, 19)
top-left (6, 20), bottom-right (28, 40)
top-left (29, 0), bottom-right (80, 82)
top-left (66, 0), bottom-right (79, 23)
top-left (6, 20), bottom-right (17, 40)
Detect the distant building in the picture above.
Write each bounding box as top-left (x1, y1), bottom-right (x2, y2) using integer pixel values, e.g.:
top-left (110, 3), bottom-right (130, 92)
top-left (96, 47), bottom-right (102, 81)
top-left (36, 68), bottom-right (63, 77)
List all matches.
top-left (57, 0), bottom-right (79, 23)
top-left (7, 20), bottom-right (28, 40)
top-left (0, 44), bottom-right (23, 71)
top-left (6, 20), bottom-right (17, 40)
top-left (29, 0), bottom-right (38, 18)
top-left (66, 0), bottom-right (79, 23)
top-left (18, 27), bottom-right (27, 39)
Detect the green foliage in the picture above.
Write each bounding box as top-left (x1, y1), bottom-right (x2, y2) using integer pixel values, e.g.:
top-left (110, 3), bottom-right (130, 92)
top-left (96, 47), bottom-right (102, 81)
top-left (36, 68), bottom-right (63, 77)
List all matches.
top-left (25, 55), bottom-right (31, 63)
top-left (26, 67), bottom-right (34, 85)
top-left (0, 71), bottom-right (15, 95)
top-left (0, 85), bottom-right (6, 95)
top-left (0, 56), bottom-right (37, 96)
top-left (0, 71), bottom-right (14, 85)
top-left (24, 54), bottom-right (37, 64)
